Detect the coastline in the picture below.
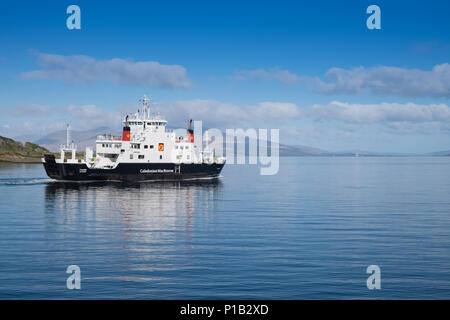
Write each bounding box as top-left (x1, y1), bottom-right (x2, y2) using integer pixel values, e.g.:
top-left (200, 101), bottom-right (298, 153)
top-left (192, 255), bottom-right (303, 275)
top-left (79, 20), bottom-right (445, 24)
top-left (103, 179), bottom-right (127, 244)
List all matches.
top-left (0, 158), bottom-right (44, 164)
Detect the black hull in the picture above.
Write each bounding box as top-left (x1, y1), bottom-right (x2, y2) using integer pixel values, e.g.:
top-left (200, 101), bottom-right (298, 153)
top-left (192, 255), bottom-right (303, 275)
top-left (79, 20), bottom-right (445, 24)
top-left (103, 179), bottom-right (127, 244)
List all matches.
top-left (43, 155), bottom-right (225, 182)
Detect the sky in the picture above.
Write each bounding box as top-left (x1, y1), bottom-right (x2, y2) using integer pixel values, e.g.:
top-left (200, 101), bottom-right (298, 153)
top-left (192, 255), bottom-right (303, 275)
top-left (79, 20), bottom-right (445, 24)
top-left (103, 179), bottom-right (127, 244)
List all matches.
top-left (1, 0), bottom-right (450, 153)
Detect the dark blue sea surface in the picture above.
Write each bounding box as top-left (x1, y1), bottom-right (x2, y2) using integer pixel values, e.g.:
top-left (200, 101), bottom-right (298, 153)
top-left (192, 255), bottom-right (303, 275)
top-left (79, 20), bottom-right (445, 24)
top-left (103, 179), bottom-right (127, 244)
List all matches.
top-left (1, 157), bottom-right (450, 299)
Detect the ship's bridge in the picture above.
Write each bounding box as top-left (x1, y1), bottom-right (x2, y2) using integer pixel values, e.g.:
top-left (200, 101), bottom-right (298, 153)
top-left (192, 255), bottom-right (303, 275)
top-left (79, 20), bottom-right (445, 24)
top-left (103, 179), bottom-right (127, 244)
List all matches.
top-left (122, 95), bottom-right (168, 128)
top-left (125, 119), bottom-right (168, 127)
top-left (97, 134), bottom-right (122, 141)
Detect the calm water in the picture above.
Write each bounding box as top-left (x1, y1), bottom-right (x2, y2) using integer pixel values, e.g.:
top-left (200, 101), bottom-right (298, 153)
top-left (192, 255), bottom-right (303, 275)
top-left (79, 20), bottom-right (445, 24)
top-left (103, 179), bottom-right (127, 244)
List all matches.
top-left (1, 157), bottom-right (450, 299)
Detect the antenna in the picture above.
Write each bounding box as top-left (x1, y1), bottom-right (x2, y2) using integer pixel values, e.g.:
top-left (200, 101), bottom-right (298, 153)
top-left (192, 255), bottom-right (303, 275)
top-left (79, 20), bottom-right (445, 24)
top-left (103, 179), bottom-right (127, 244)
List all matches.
top-left (139, 95), bottom-right (152, 119)
top-left (66, 124), bottom-right (71, 148)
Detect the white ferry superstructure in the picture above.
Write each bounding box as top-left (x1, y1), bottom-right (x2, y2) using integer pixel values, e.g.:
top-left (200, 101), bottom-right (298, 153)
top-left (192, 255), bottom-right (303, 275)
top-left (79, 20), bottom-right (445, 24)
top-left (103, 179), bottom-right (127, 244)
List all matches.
top-left (42, 96), bottom-right (225, 181)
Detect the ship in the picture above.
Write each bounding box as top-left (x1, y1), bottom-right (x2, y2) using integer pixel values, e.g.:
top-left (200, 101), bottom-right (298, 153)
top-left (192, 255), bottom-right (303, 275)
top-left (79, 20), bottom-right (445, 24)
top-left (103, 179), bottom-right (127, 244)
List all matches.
top-left (42, 96), bottom-right (226, 181)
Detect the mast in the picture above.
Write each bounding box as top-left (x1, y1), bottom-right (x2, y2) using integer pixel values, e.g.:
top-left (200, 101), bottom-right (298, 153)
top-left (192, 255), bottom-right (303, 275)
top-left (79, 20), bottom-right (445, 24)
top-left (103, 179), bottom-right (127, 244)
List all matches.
top-left (61, 123), bottom-right (76, 161)
top-left (139, 95), bottom-right (151, 119)
top-left (66, 124), bottom-right (71, 148)
top-left (204, 130), bottom-right (209, 151)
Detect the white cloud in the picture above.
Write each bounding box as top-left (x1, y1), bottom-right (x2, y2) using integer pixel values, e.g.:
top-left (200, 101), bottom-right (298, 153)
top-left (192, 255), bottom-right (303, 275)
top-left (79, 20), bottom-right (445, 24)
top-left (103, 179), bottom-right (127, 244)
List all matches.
top-left (66, 104), bottom-right (122, 129)
top-left (5, 98), bottom-right (450, 146)
top-left (22, 53), bottom-right (191, 88)
top-left (0, 103), bottom-right (123, 140)
top-left (310, 64), bottom-right (450, 97)
top-left (233, 68), bottom-right (301, 85)
top-left (303, 101), bottom-right (450, 132)
top-left (1, 99), bottom-right (300, 141)
top-left (67, 104), bottom-right (107, 119)
top-left (147, 99), bottom-right (300, 127)
top-left (234, 64), bottom-right (450, 97)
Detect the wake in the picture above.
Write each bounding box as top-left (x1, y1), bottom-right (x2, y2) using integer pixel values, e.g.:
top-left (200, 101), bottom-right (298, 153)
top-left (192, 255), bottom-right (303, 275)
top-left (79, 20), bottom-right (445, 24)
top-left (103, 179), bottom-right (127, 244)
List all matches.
top-left (0, 178), bottom-right (53, 186)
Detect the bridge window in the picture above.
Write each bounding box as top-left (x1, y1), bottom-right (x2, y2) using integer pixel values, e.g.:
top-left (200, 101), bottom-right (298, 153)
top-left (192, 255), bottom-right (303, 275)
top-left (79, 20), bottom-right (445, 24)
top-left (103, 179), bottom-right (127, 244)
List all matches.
top-left (138, 155), bottom-right (144, 159)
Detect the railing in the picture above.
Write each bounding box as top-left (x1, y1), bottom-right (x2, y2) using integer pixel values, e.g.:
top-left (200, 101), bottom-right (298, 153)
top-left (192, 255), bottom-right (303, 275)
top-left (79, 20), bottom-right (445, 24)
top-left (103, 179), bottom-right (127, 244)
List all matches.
top-left (60, 143), bottom-right (76, 150)
top-left (97, 135), bottom-right (122, 141)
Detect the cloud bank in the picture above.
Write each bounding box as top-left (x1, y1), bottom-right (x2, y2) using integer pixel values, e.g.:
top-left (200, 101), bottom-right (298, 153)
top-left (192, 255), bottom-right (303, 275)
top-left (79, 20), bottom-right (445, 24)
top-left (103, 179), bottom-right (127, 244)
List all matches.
top-left (1, 99), bottom-right (300, 140)
top-left (304, 101), bottom-right (450, 132)
top-left (311, 64), bottom-right (450, 97)
top-left (4, 99), bottom-right (450, 143)
top-left (234, 64), bottom-right (450, 97)
top-left (149, 99), bottom-right (300, 128)
top-left (22, 53), bottom-right (191, 88)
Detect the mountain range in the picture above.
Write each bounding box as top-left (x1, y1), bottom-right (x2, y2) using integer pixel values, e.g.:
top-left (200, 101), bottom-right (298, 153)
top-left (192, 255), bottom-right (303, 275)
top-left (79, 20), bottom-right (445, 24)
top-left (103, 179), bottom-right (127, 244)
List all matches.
top-left (10, 127), bottom-right (450, 157)
top-left (33, 127), bottom-right (111, 152)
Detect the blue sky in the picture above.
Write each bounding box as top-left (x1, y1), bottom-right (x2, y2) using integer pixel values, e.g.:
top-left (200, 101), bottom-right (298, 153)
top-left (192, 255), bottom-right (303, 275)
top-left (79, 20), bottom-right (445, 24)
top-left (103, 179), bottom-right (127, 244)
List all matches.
top-left (1, 0), bottom-right (450, 152)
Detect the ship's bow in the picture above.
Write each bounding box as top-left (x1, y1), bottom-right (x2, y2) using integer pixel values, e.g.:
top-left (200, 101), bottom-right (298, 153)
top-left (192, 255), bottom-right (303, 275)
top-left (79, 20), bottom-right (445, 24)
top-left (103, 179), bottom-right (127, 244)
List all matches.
top-left (42, 154), bottom-right (61, 179)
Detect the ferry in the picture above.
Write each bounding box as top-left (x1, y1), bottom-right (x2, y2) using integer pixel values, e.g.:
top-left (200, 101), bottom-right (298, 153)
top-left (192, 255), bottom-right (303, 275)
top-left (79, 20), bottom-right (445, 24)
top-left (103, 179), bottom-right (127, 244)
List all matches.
top-left (42, 96), bottom-right (226, 181)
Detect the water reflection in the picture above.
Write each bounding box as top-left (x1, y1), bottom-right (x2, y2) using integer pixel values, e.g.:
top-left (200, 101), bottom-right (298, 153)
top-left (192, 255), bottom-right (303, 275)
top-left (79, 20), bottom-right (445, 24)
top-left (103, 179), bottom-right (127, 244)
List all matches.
top-left (44, 179), bottom-right (223, 245)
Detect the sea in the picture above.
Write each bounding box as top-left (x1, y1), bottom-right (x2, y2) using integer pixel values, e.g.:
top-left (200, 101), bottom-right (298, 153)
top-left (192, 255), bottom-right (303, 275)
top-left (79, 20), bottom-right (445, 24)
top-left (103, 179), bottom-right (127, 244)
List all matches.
top-left (1, 157), bottom-right (450, 299)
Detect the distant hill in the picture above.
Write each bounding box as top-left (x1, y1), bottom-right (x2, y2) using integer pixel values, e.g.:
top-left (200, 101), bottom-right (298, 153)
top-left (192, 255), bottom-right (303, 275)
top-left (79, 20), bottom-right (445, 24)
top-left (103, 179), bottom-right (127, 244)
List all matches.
top-left (27, 127), bottom-right (450, 157)
top-left (32, 127), bottom-right (332, 156)
top-left (425, 150), bottom-right (450, 156)
top-left (0, 136), bottom-right (51, 163)
top-left (279, 144), bottom-right (329, 156)
top-left (34, 126), bottom-right (115, 152)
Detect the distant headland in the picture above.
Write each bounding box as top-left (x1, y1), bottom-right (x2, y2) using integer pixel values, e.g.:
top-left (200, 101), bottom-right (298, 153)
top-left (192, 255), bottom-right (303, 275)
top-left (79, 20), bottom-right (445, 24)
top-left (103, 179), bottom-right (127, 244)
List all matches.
top-left (0, 136), bottom-right (50, 163)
